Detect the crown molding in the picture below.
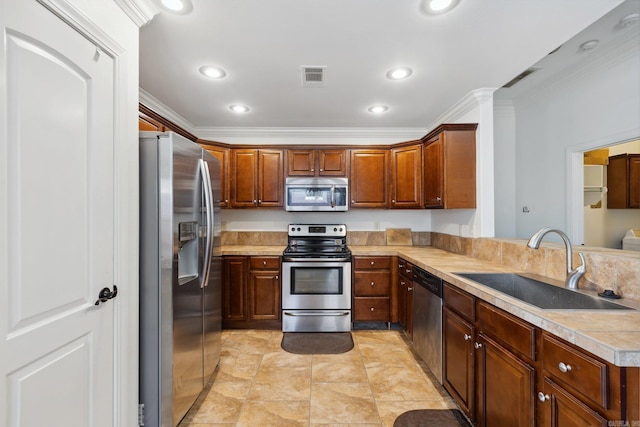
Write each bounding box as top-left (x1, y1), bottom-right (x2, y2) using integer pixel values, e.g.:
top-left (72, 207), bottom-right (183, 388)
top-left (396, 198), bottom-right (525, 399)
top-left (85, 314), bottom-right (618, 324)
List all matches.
top-left (426, 88), bottom-right (496, 132)
top-left (140, 89), bottom-right (428, 141)
top-left (113, 0), bottom-right (159, 27)
top-left (194, 126), bottom-right (428, 141)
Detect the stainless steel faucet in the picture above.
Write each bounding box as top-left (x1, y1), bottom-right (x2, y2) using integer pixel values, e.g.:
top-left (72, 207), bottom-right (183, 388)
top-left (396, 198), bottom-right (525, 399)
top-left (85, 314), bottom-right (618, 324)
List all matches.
top-left (527, 227), bottom-right (586, 289)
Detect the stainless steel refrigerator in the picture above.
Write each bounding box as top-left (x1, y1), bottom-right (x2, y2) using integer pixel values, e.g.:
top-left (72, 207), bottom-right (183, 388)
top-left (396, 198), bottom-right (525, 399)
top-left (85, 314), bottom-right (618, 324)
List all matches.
top-left (139, 131), bottom-right (222, 427)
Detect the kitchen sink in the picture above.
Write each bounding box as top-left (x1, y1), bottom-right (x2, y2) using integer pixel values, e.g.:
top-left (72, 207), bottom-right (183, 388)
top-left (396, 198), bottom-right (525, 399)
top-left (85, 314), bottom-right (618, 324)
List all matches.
top-left (454, 273), bottom-right (634, 310)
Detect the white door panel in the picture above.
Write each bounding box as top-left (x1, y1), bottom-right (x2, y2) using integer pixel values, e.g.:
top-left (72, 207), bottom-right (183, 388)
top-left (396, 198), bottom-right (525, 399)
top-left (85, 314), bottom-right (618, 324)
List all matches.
top-left (1, 0), bottom-right (117, 425)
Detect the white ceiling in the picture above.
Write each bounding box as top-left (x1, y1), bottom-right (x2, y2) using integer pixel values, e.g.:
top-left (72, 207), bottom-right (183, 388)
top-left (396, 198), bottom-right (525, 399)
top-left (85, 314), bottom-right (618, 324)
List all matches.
top-left (139, 0), bottom-right (632, 134)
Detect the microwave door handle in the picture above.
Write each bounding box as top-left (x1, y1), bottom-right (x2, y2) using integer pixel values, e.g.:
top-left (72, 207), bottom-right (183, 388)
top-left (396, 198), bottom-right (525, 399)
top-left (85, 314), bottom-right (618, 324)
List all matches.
top-left (331, 185), bottom-right (335, 208)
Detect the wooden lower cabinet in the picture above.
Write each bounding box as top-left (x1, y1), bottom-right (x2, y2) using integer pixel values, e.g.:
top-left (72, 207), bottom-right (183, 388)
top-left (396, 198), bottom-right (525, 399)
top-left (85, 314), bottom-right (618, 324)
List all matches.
top-left (476, 333), bottom-right (535, 427)
top-left (539, 377), bottom-right (607, 427)
top-left (443, 281), bottom-right (638, 426)
top-left (222, 255), bottom-right (281, 329)
top-left (352, 256), bottom-right (391, 322)
top-left (443, 307), bottom-right (475, 418)
top-left (397, 258), bottom-right (414, 338)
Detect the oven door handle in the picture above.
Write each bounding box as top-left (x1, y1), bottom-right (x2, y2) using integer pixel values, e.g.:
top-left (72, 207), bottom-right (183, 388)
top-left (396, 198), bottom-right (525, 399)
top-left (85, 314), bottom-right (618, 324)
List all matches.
top-left (283, 311), bottom-right (350, 317)
top-left (331, 185), bottom-right (335, 209)
top-left (282, 257), bottom-right (352, 263)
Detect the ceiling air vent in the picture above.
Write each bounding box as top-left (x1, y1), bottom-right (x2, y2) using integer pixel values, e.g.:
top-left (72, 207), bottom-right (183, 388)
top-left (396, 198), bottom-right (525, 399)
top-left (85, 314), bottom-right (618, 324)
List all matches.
top-left (502, 67), bottom-right (540, 88)
top-left (302, 66), bottom-right (326, 88)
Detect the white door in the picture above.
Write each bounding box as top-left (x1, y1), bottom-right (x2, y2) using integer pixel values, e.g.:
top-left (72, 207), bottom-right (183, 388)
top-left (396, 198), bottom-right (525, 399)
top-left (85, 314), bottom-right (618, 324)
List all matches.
top-left (0, 0), bottom-right (118, 425)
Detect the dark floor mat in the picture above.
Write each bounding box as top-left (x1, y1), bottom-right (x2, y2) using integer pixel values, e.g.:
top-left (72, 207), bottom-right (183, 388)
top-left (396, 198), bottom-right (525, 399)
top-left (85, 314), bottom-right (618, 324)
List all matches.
top-left (393, 409), bottom-right (471, 427)
top-left (281, 332), bottom-right (354, 354)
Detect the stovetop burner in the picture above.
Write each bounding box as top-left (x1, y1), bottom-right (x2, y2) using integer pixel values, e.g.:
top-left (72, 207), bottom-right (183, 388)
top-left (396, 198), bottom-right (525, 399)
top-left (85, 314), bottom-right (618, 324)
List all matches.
top-left (283, 224), bottom-right (351, 261)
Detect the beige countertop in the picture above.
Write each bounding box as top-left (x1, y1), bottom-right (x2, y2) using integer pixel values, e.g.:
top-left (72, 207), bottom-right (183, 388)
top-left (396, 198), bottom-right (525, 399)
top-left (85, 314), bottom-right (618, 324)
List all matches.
top-left (221, 244), bottom-right (640, 367)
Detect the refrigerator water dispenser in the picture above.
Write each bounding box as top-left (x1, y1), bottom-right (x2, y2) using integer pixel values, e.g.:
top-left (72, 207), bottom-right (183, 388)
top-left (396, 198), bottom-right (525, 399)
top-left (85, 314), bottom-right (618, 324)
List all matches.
top-left (178, 221), bottom-right (198, 285)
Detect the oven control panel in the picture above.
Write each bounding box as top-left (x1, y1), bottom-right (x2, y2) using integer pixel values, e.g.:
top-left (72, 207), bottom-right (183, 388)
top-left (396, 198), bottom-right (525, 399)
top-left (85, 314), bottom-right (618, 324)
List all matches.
top-left (288, 224), bottom-right (346, 237)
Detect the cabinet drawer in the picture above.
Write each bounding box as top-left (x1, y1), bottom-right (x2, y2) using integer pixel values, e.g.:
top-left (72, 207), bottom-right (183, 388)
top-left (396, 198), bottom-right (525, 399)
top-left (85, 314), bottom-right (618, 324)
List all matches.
top-left (354, 272), bottom-right (391, 296)
top-left (250, 256), bottom-right (280, 270)
top-left (397, 259), bottom-right (413, 278)
top-left (542, 333), bottom-right (609, 409)
top-left (477, 301), bottom-right (536, 361)
top-left (443, 283), bottom-right (475, 321)
top-left (354, 256), bottom-right (391, 270)
top-left (354, 297), bottom-right (390, 321)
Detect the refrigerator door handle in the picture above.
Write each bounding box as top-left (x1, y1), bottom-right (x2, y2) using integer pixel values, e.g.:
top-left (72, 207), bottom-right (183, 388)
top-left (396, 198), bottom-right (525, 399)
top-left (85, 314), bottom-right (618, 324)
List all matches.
top-left (199, 159), bottom-right (214, 288)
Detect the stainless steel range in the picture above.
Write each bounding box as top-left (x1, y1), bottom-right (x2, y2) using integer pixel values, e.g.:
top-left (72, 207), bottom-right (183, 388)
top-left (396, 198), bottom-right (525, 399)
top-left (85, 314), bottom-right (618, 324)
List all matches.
top-left (282, 224), bottom-right (352, 332)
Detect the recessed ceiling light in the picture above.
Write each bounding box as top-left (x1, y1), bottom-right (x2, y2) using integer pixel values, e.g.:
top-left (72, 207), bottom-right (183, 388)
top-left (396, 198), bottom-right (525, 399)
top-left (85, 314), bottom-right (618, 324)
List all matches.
top-left (199, 66), bottom-right (226, 79)
top-left (229, 105), bottom-right (250, 113)
top-left (617, 13), bottom-right (639, 29)
top-left (578, 40), bottom-right (599, 53)
top-left (368, 105), bottom-right (389, 114)
top-left (161, 0), bottom-right (184, 11)
top-left (421, 0), bottom-right (460, 15)
top-left (158, 0), bottom-right (192, 14)
top-left (386, 67), bottom-right (413, 80)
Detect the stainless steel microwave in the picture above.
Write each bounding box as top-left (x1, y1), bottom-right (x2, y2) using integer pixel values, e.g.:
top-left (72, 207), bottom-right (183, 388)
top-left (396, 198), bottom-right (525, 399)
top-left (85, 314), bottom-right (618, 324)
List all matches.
top-left (285, 177), bottom-right (348, 211)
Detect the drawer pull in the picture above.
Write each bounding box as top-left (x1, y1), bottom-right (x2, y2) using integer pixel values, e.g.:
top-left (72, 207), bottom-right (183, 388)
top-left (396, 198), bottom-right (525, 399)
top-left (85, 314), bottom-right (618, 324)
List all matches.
top-left (370, 261), bottom-right (375, 266)
top-left (474, 342), bottom-right (482, 349)
top-left (464, 334), bottom-right (472, 341)
top-left (370, 281), bottom-right (375, 286)
top-left (538, 392), bottom-right (550, 402)
top-left (263, 261), bottom-right (267, 265)
top-left (370, 307), bottom-right (375, 311)
top-left (558, 362), bottom-right (572, 373)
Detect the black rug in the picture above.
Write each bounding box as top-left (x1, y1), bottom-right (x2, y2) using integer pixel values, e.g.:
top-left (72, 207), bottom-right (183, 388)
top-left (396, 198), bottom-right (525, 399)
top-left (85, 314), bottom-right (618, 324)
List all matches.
top-left (281, 332), bottom-right (354, 354)
top-left (393, 409), bottom-right (471, 427)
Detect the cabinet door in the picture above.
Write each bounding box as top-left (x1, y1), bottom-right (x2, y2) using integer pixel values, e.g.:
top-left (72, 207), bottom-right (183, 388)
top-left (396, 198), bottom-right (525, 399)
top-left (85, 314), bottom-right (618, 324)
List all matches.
top-left (258, 149), bottom-right (283, 207)
top-left (630, 155), bottom-right (640, 208)
top-left (223, 257), bottom-right (248, 321)
top-left (319, 149), bottom-right (347, 176)
top-left (443, 308), bottom-right (475, 419)
top-left (350, 149), bottom-right (389, 208)
top-left (424, 136), bottom-right (444, 208)
top-left (287, 149), bottom-right (316, 176)
top-left (230, 149), bottom-right (257, 207)
top-left (476, 333), bottom-right (536, 427)
top-left (391, 143), bottom-right (423, 208)
top-left (204, 146), bottom-right (230, 207)
top-left (248, 270), bottom-right (280, 321)
top-left (539, 377), bottom-right (607, 427)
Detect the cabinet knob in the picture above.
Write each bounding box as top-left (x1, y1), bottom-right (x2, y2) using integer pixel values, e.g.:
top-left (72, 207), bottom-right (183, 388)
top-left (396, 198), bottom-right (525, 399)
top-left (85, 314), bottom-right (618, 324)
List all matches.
top-left (407, 287), bottom-right (413, 291)
top-left (392, 199), bottom-right (395, 203)
top-left (263, 261), bottom-right (267, 265)
top-left (370, 307), bottom-right (375, 311)
top-left (352, 200), bottom-right (355, 203)
top-left (464, 334), bottom-right (472, 341)
top-left (399, 264), bottom-right (404, 268)
top-left (253, 199), bottom-right (257, 204)
top-left (406, 269), bottom-right (410, 273)
top-left (370, 282), bottom-right (375, 286)
top-left (400, 281), bottom-right (405, 285)
top-left (538, 392), bottom-right (550, 402)
top-left (319, 168), bottom-right (323, 171)
top-left (311, 168), bottom-right (315, 172)
top-left (225, 199), bottom-right (229, 203)
top-left (436, 197), bottom-right (442, 202)
top-left (474, 342), bottom-right (482, 349)
top-left (558, 362), bottom-right (572, 373)
top-left (370, 261), bottom-right (375, 265)
top-left (275, 275), bottom-right (279, 279)
top-left (258, 199), bottom-right (262, 204)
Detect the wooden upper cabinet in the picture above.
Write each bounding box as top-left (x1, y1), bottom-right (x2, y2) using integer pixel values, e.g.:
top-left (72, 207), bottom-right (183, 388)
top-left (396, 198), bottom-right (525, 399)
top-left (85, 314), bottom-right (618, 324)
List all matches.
top-left (286, 149), bottom-right (347, 176)
top-left (391, 142), bottom-right (423, 208)
top-left (423, 124), bottom-right (477, 209)
top-left (230, 149), bottom-right (283, 208)
top-left (258, 149), bottom-right (284, 207)
top-left (607, 153), bottom-right (640, 209)
top-left (350, 149), bottom-right (389, 208)
top-left (203, 145), bottom-right (229, 208)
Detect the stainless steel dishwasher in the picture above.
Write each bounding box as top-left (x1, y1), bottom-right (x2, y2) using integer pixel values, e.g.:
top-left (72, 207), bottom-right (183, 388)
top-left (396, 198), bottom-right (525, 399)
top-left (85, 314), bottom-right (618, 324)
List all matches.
top-left (412, 266), bottom-right (443, 384)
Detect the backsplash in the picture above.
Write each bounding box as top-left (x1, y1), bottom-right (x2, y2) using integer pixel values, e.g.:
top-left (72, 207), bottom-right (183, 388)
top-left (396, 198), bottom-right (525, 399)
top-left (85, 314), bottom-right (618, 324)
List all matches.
top-left (221, 230), bottom-right (639, 302)
top-left (432, 232), bottom-right (640, 303)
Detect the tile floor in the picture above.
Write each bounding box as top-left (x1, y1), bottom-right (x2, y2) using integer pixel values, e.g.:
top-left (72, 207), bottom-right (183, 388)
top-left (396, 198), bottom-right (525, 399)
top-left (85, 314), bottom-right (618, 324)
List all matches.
top-left (179, 329), bottom-right (461, 426)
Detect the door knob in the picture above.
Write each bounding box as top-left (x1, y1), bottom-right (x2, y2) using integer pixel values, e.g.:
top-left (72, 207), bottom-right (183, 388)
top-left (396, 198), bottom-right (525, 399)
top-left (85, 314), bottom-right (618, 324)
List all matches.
top-left (95, 285), bottom-right (118, 305)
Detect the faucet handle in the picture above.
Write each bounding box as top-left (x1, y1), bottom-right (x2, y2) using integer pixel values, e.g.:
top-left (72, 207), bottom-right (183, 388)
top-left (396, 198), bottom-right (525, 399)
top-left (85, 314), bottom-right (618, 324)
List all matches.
top-left (574, 252), bottom-right (586, 273)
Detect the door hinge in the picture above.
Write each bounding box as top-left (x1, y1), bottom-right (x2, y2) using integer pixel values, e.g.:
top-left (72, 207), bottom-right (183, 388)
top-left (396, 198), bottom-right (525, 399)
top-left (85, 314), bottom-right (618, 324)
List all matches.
top-left (138, 403), bottom-right (144, 426)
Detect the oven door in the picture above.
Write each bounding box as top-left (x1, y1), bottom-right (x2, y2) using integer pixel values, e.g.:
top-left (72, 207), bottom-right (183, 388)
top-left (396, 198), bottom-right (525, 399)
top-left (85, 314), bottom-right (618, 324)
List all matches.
top-left (282, 261), bottom-right (351, 310)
